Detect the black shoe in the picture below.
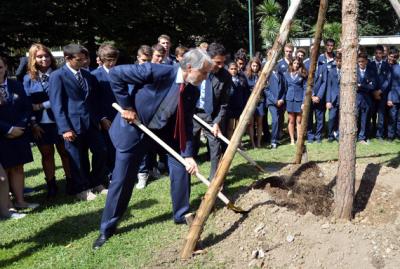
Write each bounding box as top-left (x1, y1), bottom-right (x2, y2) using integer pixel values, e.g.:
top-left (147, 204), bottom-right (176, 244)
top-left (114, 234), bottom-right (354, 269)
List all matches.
top-left (93, 234), bottom-right (110, 250)
top-left (46, 178), bottom-right (58, 198)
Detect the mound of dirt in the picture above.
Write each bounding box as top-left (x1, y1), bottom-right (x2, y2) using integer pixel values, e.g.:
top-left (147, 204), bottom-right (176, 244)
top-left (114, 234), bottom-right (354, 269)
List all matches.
top-left (149, 162), bottom-right (400, 269)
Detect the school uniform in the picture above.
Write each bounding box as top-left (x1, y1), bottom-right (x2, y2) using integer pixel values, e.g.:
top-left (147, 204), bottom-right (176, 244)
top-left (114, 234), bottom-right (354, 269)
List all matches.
top-left (23, 70), bottom-right (62, 145)
top-left (162, 54), bottom-right (176, 65)
top-left (283, 72), bottom-right (307, 113)
top-left (265, 70), bottom-right (285, 145)
top-left (307, 63), bottom-right (329, 142)
top-left (0, 79), bottom-right (33, 169)
top-left (48, 64), bottom-right (108, 195)
top-left (227, 73), bottom-right (250, 119)
top-left (100, 63), bottom-right (199, 236)
top-left (367, 60), bottom-right (391, 138)
top-left (326, 66), bottom-right (341, 140)
top-left (356, 67), bottom-right (376, 141)
top-left (387, 63), bottom-right (400, 139)
top-left (193, 68), bottom-right (230, 180)
top-left (277, 58), bottom-right (289, 75)
top-left (92, 66), bottom-right (117, 176)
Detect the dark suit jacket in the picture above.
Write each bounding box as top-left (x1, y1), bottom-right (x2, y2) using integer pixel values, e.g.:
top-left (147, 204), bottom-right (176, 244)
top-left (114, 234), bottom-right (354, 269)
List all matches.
top-left (48, 64), bottom-right (103, 134)
top-left (388, 64), bottom-right (400, 103)
top-left (265, 71), bottom-right (285, 106)
top-left (357, 67), bottom-right (376, 108)
top-left (91, 67), bottom-right (117, 121)
top-left (108, 63), bottom-right (199, 156)
top-left (367, 60), bottom-right (391, 96)
top-left (0, 79), bottom-right (30, 135)
top-left (326, 67), bottom-right (341, 106)
top-left (283, 72), bottom-right (307, 102)
top-left (208, 68), bottom-right (231, 125)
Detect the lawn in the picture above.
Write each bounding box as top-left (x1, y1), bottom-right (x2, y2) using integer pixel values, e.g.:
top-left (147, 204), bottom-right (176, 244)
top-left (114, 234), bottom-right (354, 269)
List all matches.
top-left (0, 137), bottom-right (399, 269)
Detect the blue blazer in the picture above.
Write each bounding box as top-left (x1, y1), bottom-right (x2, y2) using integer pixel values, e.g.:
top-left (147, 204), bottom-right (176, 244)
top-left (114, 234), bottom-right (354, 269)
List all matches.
top-left (91, 67), bottom-right (117, 121)
top-left (317, 53), bottom-right (335, 67)
top-left (108, 63), bottom-right (199, 156)
top-left (388, 64), bottom-right (400, 103)
top-left (0, 79), bottom-right (31, 135)
top-left (48, 64), bottom-right (103, 134)
top-left (277, 59), bottom-right (289, 75)
top-left (265, 71), bottom-right (285, 106)
top-left (283, 72), bottom-right (307, 102)
top-left (367, 60), bottom-right (391, 96)
top-left (326, 67), bottom-right (341, 106)
top-left (313, 63), bottom-right (329, 100)
top-left (23, 74), bottom-right (55, 122)
top-left (356, 67), bottom-right (376, 108)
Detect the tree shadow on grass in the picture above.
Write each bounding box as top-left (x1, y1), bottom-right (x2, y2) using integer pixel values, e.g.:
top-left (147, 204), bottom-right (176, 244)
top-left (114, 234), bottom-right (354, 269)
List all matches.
top-left (384, 151), bottom-right (400, 169)
top-left (0, 198), bottom-right (159, 267)
top-left (352, 163), bottom-right (381, 217)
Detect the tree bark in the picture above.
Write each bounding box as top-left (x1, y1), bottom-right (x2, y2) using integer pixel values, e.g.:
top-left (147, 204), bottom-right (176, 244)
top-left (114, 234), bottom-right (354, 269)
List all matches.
top-left (180, 0), bottom-right (303, 260)
top-left (334, 0), bottom-right (359, 220)
top-left (294, 0), bottom-right (328, 164)
top-left (388, 0), bottom-right (400, 19)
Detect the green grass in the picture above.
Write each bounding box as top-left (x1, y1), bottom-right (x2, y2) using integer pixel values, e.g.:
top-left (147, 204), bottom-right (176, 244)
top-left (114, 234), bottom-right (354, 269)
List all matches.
top-left (0, 137), bottom-right (399, 268)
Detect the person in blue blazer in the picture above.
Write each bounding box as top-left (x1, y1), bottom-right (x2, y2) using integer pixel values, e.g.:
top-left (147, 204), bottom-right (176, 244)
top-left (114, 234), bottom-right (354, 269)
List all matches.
top-left (23, 43), bottom-right (71, 198)
top-left (245, 57), bottom-right (265, 148)
top-left (326, 54), bottom-right (342, 141)
top-left (367, 45), bottom-right (392, 139)
top-left (387, 48), bottom-right (400, 140)
top-left (0, 55), bottom-right (38, 210)
top-left (283, 56), bottom-right (308, 145)
top-left (265, 67), bottom-right (286, 149)
top-left (277, 43), bottom-right (294, 75)
top-left (356, 53), bottom-right (376, 143)
top-left (317, 39), bottom-right (336, 68)
top-left (226, 62), bottom-right (251, 141)
top-left (93, 48), bottom-right (213, 249)
top-left (48, 44), bottom-right (108, 201)
top-left (91, 44), bottom-right (120, 182)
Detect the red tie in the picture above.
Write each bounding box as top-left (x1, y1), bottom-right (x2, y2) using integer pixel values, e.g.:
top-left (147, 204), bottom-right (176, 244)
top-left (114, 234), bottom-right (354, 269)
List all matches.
top-left (174, 83), bottom-right (186, 152)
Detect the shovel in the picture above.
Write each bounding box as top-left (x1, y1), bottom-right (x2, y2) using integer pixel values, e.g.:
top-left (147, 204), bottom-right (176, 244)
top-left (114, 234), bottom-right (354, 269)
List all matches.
top-left (112, 103), bottom-right (249, 214)
top-left (193, 114), bottom-right (268, 174)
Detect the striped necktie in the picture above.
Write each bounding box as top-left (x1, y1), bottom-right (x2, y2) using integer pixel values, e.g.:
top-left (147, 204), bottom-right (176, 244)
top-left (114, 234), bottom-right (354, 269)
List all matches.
top-left (76, 71), bottom-right (86, 90)
top-left (0, 84), bottom-right (7, 104)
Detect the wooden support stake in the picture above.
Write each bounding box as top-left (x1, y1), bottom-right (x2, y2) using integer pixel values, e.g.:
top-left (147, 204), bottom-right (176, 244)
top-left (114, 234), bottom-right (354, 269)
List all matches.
top-left (180, 0), bottom-right (303, 260)
top-left (294, 0), bottom-right (328, 164)
top-left (388, 0), bottom-right (400, 19)
top-left (334, 0), bottom-right (359, 220)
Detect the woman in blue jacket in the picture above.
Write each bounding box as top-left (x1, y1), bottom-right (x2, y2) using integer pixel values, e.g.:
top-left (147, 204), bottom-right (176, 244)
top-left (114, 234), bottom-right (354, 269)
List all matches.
top-left (0, 55), bottom-right (38, 209)
top-left (24, 44), bottom-right (71, 198)
top-left (245, 57), bottom-right (264, 148)
top-left (283, 57), bottom-right (308, 145)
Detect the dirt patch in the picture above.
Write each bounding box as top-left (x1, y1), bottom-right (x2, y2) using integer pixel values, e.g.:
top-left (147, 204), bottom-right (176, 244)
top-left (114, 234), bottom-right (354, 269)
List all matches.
top-left (149, 162), bottom-right (400, 269)
top-left (251, 162), bottom-right (334, 217)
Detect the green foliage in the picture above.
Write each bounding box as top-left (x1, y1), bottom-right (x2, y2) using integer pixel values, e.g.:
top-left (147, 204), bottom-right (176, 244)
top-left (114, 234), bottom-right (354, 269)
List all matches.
top-left (311, 22), bottom-right (342, 46)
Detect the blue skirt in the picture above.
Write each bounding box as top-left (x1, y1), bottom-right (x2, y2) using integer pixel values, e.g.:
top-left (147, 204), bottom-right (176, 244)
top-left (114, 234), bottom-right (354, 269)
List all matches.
top-left (34, 123), bottom-right (63, 146)
top-left (286, 101), bottom-right (302, 113)
top-left (0, 134), bottom-right (33, 169)
top-left (255, 101), bottom-right (266, 116)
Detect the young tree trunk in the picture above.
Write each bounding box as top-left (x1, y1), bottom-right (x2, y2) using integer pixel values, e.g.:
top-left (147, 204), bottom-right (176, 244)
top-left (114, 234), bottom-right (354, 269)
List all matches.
top-left (294, 0), bottom-right (328, 164)
top-left (388, 0), bottom-right (400, 19)
top-left (334, 0), bottom-right (359, 220)
top-left (180, 0), bottom-right (303, 260)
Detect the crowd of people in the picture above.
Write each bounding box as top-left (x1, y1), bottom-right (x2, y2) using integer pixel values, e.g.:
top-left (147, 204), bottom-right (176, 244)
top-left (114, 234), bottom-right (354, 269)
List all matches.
top-left (0, 35), bottom-right (399, 248)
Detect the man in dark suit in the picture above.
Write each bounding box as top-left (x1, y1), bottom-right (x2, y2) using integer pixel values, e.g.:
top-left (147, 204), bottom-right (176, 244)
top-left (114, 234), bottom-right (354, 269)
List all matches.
top-left (192, 42), bottom-right (230, 180)
top-left (91, 43), bottom-right (120, 180)
top-left (48, 44), bottom-right (108, 201)
top-left (93, 48), bottom-right (213, 249)
top-left (367, 45), bottom-right (392, 139)
top-left (158, 34), bottom-right (176, 65)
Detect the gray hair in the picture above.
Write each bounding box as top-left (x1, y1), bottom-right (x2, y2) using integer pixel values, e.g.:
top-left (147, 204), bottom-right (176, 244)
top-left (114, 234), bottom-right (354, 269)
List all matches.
top-left (180, 48), bottom-right (213, 70)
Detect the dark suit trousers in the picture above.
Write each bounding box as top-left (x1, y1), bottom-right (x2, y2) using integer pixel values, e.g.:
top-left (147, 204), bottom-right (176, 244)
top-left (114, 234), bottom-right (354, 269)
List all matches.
top-left (268, 105), bottom-right (283, 144)
top-left (64, 126), bottom-right (107, 194)
top-left (388, 104), bottom-right (400, 139)
top-left (327, 106), bottom-right (339, 139)
top-left (100, 136), bottom-right (190, 235)
top-left (102, 129), bottom-right (115, 177)
top-left (193, 112), bottom-right (221, 180)
top-left (357, 105), bottom-right (370, 141)
top-left (307, 102), bottom-right (326, 141)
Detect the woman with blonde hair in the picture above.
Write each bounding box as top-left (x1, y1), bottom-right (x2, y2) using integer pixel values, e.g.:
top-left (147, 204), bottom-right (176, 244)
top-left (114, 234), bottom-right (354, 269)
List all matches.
top-left (23, 43), bottom-right (71, 198)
